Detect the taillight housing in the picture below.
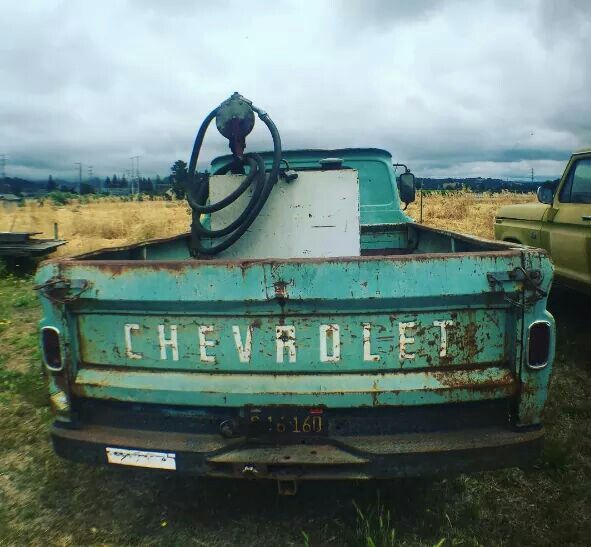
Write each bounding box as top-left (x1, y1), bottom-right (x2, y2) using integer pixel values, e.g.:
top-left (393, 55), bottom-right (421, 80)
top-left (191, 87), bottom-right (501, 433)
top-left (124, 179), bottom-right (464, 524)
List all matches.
top-left (527, 321), bottom-right (551, 370)
top-left (41, 327), bottom-right (63, 371)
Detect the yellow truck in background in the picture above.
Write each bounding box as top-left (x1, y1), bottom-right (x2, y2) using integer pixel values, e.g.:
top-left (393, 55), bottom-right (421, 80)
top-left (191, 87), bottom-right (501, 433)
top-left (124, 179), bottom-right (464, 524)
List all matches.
top-left (495, 148), bottom-right (591, 294)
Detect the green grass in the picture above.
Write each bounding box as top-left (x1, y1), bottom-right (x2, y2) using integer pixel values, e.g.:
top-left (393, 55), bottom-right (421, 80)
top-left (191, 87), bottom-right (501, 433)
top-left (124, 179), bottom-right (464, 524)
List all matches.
top-left (0, 273), bottom-right (589, 546)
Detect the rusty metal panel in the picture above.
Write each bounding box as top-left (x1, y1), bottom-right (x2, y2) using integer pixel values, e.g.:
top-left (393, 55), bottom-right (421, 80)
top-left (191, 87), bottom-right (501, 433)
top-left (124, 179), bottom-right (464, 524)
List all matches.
top-left (207, 445), bottom-right (368, 465)
top-left (76, 309), bottom-right (508, 372)
top-left (71, 366), bottom-right (516, 407)
top-left (36, 235), bottom-right (554, 422)
top-left (51, 422), bottom-right (544, 480)
top-left (34, 144), bottom-right (558, 481)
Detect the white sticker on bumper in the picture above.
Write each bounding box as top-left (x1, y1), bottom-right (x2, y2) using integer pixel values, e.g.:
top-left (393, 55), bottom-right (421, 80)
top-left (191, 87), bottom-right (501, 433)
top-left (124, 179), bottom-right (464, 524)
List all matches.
top-left (105, 447), bottom-right (176, 470)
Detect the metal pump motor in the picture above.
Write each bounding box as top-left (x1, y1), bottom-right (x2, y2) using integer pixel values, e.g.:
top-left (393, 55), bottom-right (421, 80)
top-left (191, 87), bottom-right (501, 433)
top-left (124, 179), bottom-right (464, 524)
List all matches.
top-left (186, 93), bottom-right (283, 256)
top-left (215, 93), bottom-right (255, 159)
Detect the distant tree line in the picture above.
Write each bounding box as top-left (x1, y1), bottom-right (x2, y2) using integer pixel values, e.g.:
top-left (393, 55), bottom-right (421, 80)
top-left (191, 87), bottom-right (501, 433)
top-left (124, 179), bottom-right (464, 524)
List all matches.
top-left (101, 174), bottom-right (165, 192)
top-left (415, 177), bottom-right (560, 193)
top-left (4, 161), bottom-right (561, 199)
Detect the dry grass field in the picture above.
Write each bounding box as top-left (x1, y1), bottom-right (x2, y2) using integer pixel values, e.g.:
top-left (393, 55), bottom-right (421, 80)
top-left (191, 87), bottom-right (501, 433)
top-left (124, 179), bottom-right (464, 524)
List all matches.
top-left (1, 198), bottom-right (192, 257)
top-left (0, 190), bottom-right (536, 258)
top-left (1, 191), bottom-right (590, 546)
top-left (405, 190), bottom-right (537, 239)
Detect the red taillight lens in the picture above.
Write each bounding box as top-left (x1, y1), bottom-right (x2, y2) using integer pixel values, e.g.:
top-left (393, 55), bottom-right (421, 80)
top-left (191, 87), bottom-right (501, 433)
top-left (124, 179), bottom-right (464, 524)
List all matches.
top-left (41, 327), bottom-right (62, 371)
top-left (527, 322), bottom-right (551, 369)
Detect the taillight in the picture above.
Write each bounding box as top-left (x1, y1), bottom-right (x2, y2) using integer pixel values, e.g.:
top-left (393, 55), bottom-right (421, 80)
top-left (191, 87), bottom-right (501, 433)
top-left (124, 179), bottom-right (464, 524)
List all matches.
top-left (41, 327), bottom-right (63, 371)
top-left (527, 321), bottom-right (551, 370)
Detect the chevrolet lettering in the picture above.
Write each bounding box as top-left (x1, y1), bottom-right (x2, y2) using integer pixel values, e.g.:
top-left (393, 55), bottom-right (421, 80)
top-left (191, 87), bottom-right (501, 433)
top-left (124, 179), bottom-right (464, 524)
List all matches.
top-left (121, 320), bottom-right (455, 365)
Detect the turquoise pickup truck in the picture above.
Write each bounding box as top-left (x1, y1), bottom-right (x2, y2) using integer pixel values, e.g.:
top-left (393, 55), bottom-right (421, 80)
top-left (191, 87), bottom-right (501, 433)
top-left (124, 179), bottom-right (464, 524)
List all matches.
top-left (495, 148), bottom-right (591, 294)
top-left (35, 96), bottom-right (555, 493)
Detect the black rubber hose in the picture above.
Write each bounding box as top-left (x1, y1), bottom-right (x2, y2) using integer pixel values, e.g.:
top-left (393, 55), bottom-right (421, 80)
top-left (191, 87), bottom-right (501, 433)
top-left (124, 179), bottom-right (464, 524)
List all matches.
top-left (189, 155), bottom-right (266, 238)
top-left (187, 108), bottom-right (217, 185)
top-left (186, 101), bottom-right (282, 255)
top-left (186, 156), bottom-right (258, 214)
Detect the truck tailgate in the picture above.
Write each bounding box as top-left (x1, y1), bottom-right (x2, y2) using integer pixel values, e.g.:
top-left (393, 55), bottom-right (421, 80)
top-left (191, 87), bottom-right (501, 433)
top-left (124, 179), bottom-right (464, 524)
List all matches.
top-left (39, 250), bottom-right (534, 408)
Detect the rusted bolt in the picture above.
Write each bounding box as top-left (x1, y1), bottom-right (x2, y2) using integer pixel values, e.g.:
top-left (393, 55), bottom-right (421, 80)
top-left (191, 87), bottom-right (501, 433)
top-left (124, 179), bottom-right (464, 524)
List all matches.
top-left (273, 281), bottom-right (288, 299)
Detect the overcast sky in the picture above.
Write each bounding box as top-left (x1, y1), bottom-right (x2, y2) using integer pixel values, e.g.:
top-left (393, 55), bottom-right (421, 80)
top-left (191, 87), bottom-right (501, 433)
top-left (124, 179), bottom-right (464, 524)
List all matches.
top-left (1, 0), bottom-right (590, 182)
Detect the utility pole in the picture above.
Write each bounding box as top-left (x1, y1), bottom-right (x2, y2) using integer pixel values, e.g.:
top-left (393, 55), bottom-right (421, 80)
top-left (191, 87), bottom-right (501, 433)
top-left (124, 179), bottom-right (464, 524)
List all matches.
top-left (129, 158), bottom-right (134, 194)
top-left (0, 154), bottom-right (6, 180)
top-left (130, 155), bottom-right (140, 195)
top-left (135, 156), bottom-right (141, 194)
top-left (74, 162), bottom-right (82, 193)
top-left (531, 167), bottom-right (534, 185)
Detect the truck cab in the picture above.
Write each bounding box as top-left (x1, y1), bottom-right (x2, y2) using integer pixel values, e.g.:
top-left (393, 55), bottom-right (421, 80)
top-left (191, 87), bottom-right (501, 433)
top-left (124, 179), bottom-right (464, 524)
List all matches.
top-left (495, 148), bottom-right (591, 293)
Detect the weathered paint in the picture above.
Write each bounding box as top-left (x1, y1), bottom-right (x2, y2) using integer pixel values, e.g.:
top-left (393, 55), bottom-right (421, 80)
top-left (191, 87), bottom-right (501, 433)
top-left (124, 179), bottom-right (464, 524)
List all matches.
top-left (495, 148), bottom-right (591, 294)
top-left (208, 170), bottom-right (361, 259)
top-left (51, 421), bottom-right (544, 480)
top-left (71, 366), bottom-right (516, 407)
top-left (211, 148), bottom-right (412, 226)
top-left (515, 251), bottom-right (556, 425)
top-left (36, 233), bottom-right (554, 422)
top-left (35, 147), bottom-right (557, 481)
top-left (79, 310), bottom-right (503, 372)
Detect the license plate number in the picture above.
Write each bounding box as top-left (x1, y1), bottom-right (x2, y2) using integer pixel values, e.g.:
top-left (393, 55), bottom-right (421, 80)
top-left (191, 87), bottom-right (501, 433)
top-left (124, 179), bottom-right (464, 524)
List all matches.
top-left (247, 407), bottom-right (327, 436)
top-left (105, 447), bottom-right (176, 470)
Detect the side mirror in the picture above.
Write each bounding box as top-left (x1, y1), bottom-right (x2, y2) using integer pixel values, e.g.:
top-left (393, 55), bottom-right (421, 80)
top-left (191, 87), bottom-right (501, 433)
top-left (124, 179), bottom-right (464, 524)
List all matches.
top-left (537, 186), bottom-right (554, 205)
top-left (398, 171), bottom-right (416, 207)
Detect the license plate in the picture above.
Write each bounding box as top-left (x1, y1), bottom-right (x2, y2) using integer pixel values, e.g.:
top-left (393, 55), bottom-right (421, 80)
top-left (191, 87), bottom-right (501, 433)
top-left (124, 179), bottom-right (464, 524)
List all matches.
top-left (247, 407), bottom-right (327, 437)
top-left (105, 447), bottom-right (176, 470)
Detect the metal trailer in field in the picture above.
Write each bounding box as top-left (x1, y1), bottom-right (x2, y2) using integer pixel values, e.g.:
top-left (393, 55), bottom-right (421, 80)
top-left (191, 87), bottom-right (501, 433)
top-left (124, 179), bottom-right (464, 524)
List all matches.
top-left (0, 231), bottom-right (66, 258)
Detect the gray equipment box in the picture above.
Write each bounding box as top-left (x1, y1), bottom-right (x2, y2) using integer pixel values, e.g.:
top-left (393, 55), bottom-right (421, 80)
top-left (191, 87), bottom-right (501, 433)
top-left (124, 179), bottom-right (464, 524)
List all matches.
top-left (208, 169), bottom-right (360, 259)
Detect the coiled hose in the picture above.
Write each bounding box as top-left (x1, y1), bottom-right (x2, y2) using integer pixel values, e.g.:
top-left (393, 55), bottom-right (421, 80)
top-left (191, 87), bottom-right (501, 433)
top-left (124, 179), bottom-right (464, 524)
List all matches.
top-left (186, 101), bottom-right (282, 256)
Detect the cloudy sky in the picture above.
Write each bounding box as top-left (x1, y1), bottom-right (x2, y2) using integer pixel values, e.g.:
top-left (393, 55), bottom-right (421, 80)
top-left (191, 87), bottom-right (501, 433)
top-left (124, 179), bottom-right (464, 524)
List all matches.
top-left (1, 0), bottom-right (590, 182)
